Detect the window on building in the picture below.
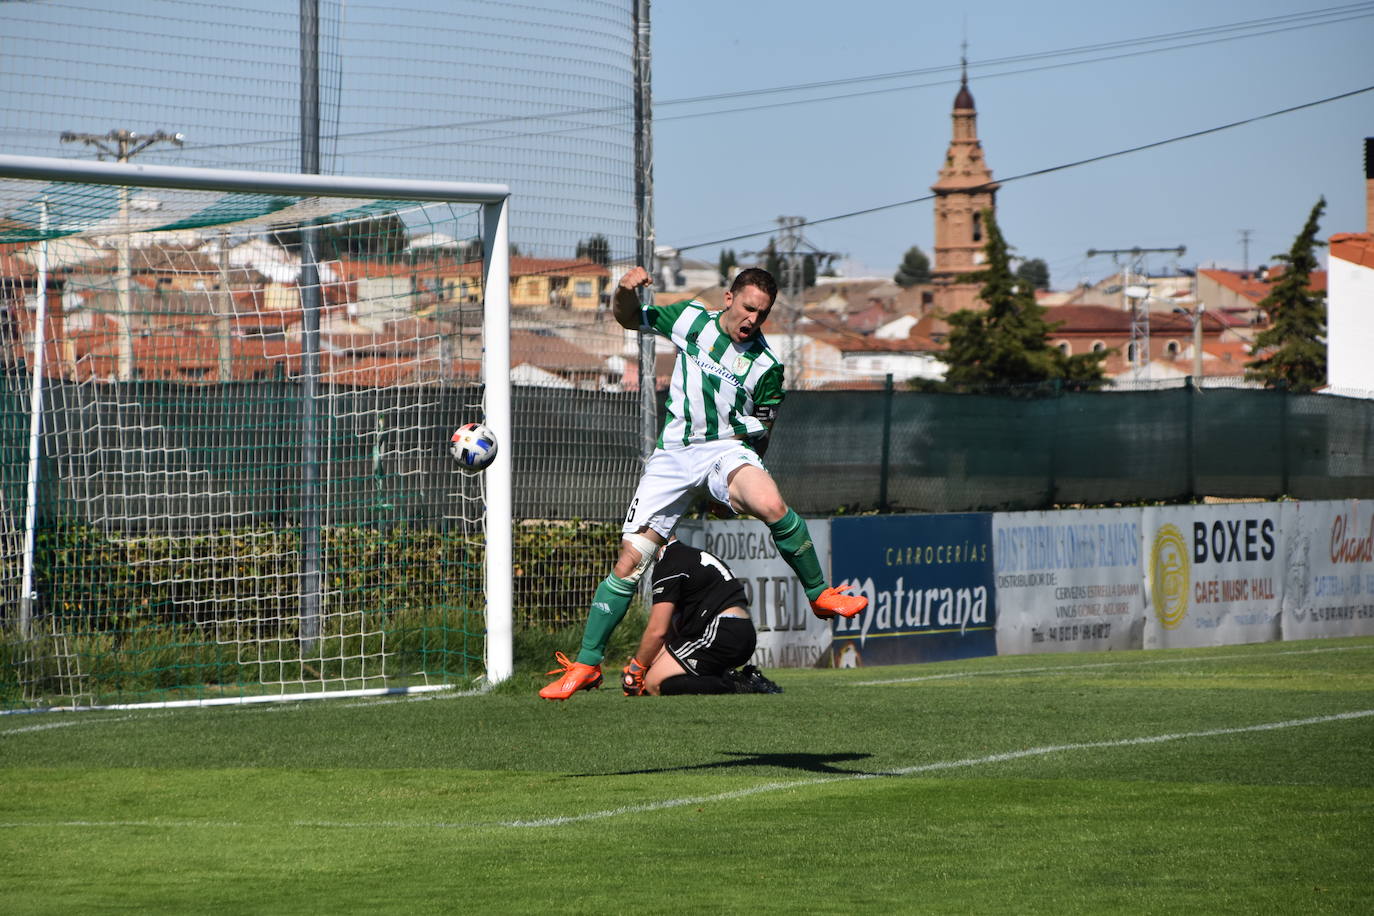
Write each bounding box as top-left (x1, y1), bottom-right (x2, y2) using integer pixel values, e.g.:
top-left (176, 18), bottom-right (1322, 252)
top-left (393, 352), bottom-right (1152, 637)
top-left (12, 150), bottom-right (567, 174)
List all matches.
top-left (972, 211), bottom-right (983, 243)
top-left (1057, 341), bottom-right (1071, 355)
top-left (575, 280), bottom-right (592, 298)
top-left (1091, 341), bottom-right (1106, 353)
top-left (1165, 340), bottom-right (1180, 358)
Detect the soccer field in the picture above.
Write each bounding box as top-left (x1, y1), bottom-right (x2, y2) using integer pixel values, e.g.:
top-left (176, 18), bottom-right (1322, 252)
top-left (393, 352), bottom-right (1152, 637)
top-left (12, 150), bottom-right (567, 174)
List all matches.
top-left (3, 637), bottom-right (1372, 914)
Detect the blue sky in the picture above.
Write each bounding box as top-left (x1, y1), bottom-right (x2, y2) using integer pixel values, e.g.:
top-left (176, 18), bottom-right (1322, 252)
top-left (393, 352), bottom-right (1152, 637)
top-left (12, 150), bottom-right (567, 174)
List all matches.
top-left (651, 0), bottom-right (1374, 285)
top-left (2, 1), bottom-right (1370, 289)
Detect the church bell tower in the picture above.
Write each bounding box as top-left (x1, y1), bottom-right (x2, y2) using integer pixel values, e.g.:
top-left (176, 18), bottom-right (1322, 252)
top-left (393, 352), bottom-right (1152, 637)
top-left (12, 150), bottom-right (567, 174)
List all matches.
top-left (930, 56), bottom-right (999, 313)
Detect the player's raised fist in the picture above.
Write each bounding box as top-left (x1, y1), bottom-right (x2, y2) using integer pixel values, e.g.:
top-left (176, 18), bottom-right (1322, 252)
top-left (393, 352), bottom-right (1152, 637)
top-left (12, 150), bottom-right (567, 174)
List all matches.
top-left (618, 265), bottom-right (652, 291)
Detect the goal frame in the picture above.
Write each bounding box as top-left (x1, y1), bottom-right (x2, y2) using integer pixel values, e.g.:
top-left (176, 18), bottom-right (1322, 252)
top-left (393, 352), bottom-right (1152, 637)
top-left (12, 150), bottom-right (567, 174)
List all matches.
top-left (0, 153), bottom-right (514, 697)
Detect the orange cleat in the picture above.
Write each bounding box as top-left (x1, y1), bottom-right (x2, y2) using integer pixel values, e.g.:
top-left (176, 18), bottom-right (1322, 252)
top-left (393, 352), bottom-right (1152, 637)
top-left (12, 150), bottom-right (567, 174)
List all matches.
top-left (539, 651), bottom-right (604, 700)
top-left (810, 583), bottom-right (868, 620)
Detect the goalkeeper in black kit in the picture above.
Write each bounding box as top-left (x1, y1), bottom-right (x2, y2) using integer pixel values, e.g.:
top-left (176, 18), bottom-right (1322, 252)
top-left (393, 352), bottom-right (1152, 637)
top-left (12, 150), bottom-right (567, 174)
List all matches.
top-left (620, 539), bottom-right (781, 696)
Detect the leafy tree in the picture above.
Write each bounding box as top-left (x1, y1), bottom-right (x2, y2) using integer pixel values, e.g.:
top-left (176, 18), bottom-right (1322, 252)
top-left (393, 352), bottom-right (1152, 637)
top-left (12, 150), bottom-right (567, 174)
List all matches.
top-left (893, 246), bottom-right (931, 287)
top-left (717, 248), bottom-right (738, 285)
top-left (1245, 197), bottom-right (1327, 391)
top-left (1015, 257), bottom-right (1050, 291)
top-left (940, 209), bottom-right (1107, 389)
top-left (575, 234), bottom-right (611, 266)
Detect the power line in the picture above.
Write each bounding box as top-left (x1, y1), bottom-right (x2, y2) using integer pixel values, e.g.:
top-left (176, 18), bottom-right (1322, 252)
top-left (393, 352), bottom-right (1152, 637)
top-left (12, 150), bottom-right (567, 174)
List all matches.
top-left (657, 3), bottom-right (1374, 110)
top-left (674, 85), bottom-right (1374, 254)
top-left (651, 10), bottom-right (1374, 128)
top-left (174, 4), bottom-right (1374, 156)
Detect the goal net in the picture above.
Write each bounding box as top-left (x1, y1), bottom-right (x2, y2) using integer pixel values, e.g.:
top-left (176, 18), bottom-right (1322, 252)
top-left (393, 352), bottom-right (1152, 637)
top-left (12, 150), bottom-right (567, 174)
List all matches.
top-left (0, 155), bottom-right (512, 709)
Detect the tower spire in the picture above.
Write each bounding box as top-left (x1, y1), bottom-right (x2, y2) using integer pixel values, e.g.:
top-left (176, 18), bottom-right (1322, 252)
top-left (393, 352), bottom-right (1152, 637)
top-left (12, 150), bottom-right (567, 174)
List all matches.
top-left (930, 46), bottom-right (999, 312)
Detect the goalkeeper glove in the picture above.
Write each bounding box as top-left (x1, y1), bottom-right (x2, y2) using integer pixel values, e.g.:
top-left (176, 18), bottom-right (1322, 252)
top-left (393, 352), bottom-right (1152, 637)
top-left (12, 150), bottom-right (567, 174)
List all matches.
top-left (621, 657), bottom-right (648, 696)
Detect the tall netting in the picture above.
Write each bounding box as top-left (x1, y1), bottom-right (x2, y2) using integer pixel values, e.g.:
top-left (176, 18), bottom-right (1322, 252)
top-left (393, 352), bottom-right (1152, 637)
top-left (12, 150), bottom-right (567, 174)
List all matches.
top-left (0, 1), bottom-right (648, 704)
top-left (0, 0), bottom-right (637, 261)
top-left (0, 171), bottom-right (515, 709)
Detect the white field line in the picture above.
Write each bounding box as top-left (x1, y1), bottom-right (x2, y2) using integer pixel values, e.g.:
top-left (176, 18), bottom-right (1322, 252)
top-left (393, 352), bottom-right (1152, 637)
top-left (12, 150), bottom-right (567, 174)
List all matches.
top-left (847, 644), bottom-right (1374, 687)
top-left (3, 708), bottom-right (1370, 832)
top-left (0, 685), bottom-right (474, 735)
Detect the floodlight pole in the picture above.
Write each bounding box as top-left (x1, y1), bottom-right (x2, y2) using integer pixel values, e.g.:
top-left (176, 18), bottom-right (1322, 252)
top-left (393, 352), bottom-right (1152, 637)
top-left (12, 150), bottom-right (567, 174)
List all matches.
top-left (60, 129), bottom-right (184, 381)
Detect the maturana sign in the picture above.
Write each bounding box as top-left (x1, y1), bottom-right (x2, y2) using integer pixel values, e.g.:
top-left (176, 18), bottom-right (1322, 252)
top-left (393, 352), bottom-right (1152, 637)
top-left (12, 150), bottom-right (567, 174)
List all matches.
top-left (828, 514), bottom-right (997, 667)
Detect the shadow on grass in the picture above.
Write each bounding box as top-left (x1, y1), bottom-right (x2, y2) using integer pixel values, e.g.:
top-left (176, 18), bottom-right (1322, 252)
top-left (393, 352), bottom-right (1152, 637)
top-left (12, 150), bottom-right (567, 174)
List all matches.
top-left (568, 750), bottom-right (882, 778)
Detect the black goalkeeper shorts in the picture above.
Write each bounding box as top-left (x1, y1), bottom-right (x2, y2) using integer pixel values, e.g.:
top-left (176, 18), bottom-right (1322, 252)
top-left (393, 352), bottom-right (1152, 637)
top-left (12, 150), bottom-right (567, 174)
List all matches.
top-left (666, 614), bottom-right (756, 677)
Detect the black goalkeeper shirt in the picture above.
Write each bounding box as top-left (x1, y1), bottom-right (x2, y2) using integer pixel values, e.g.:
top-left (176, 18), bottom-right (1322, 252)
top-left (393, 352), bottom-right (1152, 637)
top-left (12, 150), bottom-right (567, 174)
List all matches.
top-left (651, 541), bottom-right (750, 642)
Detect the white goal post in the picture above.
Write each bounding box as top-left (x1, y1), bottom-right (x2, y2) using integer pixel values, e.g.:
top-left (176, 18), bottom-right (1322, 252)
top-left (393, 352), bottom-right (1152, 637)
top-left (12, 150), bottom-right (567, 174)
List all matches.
top-left (0, 153), bottom-right (513, 708)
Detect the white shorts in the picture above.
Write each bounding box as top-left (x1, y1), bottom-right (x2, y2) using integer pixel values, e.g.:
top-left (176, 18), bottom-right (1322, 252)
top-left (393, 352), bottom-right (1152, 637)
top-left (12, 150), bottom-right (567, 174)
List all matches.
top-left (622, 439), bottom-right (765, 537)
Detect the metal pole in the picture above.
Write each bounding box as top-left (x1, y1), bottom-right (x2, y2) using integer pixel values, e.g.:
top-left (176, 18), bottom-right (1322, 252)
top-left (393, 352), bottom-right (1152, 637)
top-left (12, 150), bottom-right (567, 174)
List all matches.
top-left (116, 181), bottom-right (134, 381)
top-left (59, 131), bottom-right (185, 380)
top-left (1185, 375), bottom-right (1196, 499)
top-left (633, 0), bottom-right (657, 458)
top-left (1193, 303), bottom-right (1205, 381)
top-left (299, 0), bottom-right (322, 654)
top-left (19, 199), bottom-right (50, 638)
top-left (878, 373), bottom-right (893, 511)
top-left (217, 229), bottom-right (233, 383)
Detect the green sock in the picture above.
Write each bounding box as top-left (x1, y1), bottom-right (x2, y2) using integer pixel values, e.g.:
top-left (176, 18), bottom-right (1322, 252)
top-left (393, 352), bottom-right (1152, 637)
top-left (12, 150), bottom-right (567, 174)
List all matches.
top-left (767, 509), bottom-right (827, 601)
top-left (576, 574), bottom-right (638, 666)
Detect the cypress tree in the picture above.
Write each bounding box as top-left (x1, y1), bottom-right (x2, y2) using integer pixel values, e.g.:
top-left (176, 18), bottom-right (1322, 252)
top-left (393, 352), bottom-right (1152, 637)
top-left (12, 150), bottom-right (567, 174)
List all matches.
top-left (1245, 198), bottom-right (1327, 391)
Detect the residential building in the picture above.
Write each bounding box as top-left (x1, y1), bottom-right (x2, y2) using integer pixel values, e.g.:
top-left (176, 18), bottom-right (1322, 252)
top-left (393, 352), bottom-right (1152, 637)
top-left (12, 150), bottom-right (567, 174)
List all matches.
top-left (1325, 138), bottom-right (1374, 395)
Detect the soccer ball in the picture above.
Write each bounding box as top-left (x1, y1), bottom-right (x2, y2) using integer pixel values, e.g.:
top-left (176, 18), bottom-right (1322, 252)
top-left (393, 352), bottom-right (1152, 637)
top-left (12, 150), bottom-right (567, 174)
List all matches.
top-left (450, 422), bottom-right (498, 472)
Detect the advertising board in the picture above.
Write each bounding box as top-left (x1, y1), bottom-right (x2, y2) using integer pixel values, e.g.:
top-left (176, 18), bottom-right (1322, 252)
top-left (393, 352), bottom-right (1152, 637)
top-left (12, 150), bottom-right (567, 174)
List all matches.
top-left (1282, 499), bottom-right (1374, 639)
top-left (993, 508), bottom-right (1146, 654)
top-left (829, 514), bottom-right (996, 667)
top-left (1141, 504), bottom-right (1284, 649)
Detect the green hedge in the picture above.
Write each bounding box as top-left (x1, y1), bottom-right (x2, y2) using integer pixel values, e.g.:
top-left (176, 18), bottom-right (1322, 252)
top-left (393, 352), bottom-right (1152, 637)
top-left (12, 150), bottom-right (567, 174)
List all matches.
top-left (2, 519), bottom-right (624, 706)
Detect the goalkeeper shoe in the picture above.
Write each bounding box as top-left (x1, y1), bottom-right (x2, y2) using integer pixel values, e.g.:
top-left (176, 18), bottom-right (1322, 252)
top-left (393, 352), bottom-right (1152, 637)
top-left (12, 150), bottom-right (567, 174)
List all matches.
top-left (539, 652), bottom-right (603, 700)
top-left (730, 665), bottom-right (783, 694)
top-left (810, 583), bottom-right (868, 620)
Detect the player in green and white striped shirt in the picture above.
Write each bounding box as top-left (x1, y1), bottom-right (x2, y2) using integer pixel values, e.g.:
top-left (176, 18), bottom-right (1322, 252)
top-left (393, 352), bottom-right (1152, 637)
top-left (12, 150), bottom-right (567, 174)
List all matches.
top-left (541, 265), bottom-right (867, 701)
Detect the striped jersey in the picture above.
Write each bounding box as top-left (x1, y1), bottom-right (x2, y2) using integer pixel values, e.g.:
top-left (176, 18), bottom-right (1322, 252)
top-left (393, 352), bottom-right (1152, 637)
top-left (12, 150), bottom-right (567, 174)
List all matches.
top-left (646, 299), bottom-right (785, 449)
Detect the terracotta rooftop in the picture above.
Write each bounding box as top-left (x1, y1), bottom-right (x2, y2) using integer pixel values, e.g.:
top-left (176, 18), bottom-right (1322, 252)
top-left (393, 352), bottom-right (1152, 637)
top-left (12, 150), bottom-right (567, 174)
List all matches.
top-left (1330, 233), bottom-right (1374, 269)
top-left (1043, 304), bottom-right (1228, 335)
top-left (1198, 267), bottom-right (1327, 303)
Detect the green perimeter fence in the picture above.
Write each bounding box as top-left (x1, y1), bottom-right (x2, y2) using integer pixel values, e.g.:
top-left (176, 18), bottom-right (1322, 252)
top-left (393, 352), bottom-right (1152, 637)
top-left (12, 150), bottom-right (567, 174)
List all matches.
top-left (2, 376), bottom-right (1372, 646)
top-left (769, 380), bottom-right (1374, 514)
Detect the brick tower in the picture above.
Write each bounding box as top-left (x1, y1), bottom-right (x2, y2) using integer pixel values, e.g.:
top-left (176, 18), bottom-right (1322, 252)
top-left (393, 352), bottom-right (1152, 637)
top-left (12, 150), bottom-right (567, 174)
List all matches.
top-left (930, 58), bottom-right (998, 314)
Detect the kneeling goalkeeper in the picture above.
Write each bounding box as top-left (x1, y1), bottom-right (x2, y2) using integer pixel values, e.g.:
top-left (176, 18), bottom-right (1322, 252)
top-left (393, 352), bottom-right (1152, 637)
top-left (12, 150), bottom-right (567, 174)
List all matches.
top-left (621, 538), bottom-right (780, 696)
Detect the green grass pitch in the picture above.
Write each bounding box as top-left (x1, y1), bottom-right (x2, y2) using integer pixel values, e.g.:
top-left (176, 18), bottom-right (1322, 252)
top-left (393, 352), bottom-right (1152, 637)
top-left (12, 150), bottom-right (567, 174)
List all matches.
top-left (3, 637), bottom-right (1372, 914)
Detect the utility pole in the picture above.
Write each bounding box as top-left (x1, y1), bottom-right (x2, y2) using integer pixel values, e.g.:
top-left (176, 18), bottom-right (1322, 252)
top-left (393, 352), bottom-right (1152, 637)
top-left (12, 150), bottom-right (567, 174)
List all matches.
top-left (748, 216), bottom-right (840, 388)
top-left (1087, 245), bottom-right (1185, 380)
top-left (61, 129), bottom-right (184, 381)
top-left (1239, 229), bottom-right (1252, 273)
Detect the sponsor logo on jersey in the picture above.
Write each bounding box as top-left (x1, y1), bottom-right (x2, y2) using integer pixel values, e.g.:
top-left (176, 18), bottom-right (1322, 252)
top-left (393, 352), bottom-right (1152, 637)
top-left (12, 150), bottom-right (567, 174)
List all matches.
top-left (686, 348), bottom-right (742, 386)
